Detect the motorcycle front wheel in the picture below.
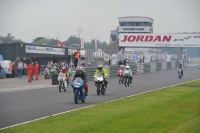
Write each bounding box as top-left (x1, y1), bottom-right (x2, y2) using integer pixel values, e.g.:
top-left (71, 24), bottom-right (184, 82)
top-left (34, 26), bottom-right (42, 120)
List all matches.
top-left (59, 82), bottom-right (62, 92)
top-left (119, 77), bottom-right (122, 84)
top-left (97, 84), bottom-right (100, 95)
top-left (74, 91), bottom-right (79, 104)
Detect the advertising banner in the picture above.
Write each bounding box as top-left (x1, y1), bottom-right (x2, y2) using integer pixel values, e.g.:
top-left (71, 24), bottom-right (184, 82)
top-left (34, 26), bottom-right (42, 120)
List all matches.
top-left (80, 35), bottom-right (84, 49)
top-left (25, 45), bottom-right (65, 55)
top-left (166, 55), bottom-right (171, 62)
top-left (119, 33), bottom-right (200, 47)
top-left (120, 54), bottom-right (124, 60)
top-left (144, 55), bottom-right (151, 63)
top-left (132, 55), bottom-right (137, 62)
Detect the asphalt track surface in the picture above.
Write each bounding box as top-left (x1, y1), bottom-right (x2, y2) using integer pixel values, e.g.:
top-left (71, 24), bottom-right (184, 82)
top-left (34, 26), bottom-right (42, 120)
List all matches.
top-left (0, 67), bottom-right (199, 129)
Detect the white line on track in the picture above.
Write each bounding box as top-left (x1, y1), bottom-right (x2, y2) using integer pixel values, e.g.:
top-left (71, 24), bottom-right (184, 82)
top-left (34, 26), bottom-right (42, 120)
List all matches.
top-left (0, 78), bottom-right (199, 131)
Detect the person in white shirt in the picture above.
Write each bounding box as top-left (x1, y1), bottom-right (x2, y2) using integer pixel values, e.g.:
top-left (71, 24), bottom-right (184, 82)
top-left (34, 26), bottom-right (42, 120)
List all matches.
top-left (18, 62), bottom-right (23, 78)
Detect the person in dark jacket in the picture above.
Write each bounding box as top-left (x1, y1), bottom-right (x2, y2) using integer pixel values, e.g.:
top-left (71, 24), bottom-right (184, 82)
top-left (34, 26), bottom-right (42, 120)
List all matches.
top-left (73, 66), bottom-right (88, 96)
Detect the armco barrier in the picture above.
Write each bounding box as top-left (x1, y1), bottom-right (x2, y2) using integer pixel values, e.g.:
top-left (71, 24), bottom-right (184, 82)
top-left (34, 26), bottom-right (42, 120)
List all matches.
top-left (171, 61), bottom-right (176, 69)
top-left (150, 63), bottom-right (156, 72)
top-left (110, 65), bottom-right (119, 78)
top-left (83, 67), bottom-right (96, 80)
top-left (130, 64), bottom-right (137, 75)
top-left (162, 62), bottom-right (167, 70)
top-left (144, 63), bottom-right (151, 73)
top-left (175, 60), bottom-right (180, 68)
top-left (136, 64), bottom-right (144, 74)
top-left (74, 60), bottom-right (182, 81)
top-left (167, 62), bottom-right (172, 70)
top-left (156, 62), bottom-right (162, 71)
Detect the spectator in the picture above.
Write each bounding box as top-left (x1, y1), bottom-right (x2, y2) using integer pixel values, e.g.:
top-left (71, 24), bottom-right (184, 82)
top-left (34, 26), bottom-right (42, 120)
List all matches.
top-left (124, 58), bottom-right (127, 66)
top-left (10, 62), bottom-right (16, 78)
top-left (73, 49), bottom-right (80, 68)
top-left (108, 59), bottom-right (111, 66)
top-left (18, 62), bottom-right (23, 78)
top-left (23, 63), bottom-right (27, 75)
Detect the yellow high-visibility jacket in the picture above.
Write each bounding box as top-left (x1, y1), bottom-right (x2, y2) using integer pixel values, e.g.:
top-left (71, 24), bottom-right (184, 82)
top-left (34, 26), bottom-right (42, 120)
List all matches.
top-left (93, 68), bottom-right (108, 78)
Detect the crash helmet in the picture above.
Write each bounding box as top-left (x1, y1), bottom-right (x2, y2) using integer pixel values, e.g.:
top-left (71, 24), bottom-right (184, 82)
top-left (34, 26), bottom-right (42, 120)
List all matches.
top-left (125, 65), bottom-right (130, 70)
top-left (76, 66), bottom-right (82, 74)
top-left (98, 65), bottom-right (103, 71)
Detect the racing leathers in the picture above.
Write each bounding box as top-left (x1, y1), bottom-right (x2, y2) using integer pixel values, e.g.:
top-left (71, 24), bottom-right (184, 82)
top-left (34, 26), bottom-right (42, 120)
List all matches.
top-left (124, 68), bottom-right (133, 84)
top-left (73, 71), bottom-right (88, 95)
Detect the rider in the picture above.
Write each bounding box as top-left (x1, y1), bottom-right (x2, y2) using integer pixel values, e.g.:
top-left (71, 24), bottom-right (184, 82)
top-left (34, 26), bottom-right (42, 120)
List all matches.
top-left (94, 65), bottom-right (108, 88)
top-left (61, 67), bottom-right (69, 84)
top-left (177, 64), bottom-right (183, 76)
top-left (124, 65), bottom-right (133, 84)
top-left (46, 62), bottom-right (51, 70)
top-left (118, 65), bottom-right (125, 82)
top-left (54, 63), bottom-right (60, 73)
top-left (58, 68), bottom-right (68, 89)
top-left (73, 66), bottom-right (88, 96)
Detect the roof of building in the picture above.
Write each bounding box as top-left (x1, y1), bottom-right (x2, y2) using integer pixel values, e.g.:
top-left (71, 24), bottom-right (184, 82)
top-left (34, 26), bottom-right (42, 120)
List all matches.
top-left (118, 16), bottom-right (153, 20)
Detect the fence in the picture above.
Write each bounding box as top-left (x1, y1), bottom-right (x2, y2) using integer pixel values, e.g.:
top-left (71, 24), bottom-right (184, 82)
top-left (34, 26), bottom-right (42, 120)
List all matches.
top-left (68, 48), bottom-right (188, 68)
top-left (70, 60), bottom-right (183, 81)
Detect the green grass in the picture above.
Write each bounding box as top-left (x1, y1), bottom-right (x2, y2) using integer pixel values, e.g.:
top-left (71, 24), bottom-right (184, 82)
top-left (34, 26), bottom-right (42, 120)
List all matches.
top-left (1, 80), bottom-right (200, 133)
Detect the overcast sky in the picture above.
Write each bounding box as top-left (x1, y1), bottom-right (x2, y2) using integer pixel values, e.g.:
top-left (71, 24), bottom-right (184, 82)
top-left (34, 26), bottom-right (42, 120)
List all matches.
top-left (0, 0), bottom-right (200, 43)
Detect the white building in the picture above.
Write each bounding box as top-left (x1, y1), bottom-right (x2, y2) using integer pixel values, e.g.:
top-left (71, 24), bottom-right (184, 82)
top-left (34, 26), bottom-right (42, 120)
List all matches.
top-left (110, 16), bottom-right (154, 44)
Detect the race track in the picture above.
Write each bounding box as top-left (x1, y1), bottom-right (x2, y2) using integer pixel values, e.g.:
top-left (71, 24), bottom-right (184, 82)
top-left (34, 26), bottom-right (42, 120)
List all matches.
top-left (0, 67), bottom-right (199, 129)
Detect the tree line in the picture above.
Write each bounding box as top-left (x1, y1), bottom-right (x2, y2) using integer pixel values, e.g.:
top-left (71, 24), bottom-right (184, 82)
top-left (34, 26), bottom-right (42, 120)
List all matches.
top-left (0, 33), bottom-right (110, 50)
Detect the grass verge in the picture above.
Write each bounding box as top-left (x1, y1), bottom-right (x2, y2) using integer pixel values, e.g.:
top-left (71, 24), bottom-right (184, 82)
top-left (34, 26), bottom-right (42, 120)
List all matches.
top-left (1, 80), bottom-right (200, 133)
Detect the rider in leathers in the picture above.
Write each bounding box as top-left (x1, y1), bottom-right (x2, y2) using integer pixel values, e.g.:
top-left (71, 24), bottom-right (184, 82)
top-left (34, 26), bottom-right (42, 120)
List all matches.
top-left (177, 64), bottom-right (183, 76)
top-left (94, 65), bottom-right (108, 88)
top-left (73, 66), bottom-right (88, 96)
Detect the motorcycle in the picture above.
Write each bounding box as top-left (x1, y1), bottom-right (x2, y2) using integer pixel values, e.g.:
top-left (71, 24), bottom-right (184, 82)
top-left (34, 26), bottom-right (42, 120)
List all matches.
top-left (94, 73), bottom-right (105, 95)
top-left (44, 69), bottom-right (50, 79)
top-left (57, 73), bottom-right (67, 92)
top-left (118, 69), bottom-right (124, 84)
top-left (177, 69), bottom-right (183, 79)
top-left (124, 70), bottom-right (130, 87)
top-left (71, 77), bottom-right (86, 104)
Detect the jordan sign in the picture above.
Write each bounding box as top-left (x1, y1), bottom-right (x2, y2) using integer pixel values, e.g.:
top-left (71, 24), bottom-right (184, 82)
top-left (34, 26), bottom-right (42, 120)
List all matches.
top-left (119, 33), bottom-right (200, 47)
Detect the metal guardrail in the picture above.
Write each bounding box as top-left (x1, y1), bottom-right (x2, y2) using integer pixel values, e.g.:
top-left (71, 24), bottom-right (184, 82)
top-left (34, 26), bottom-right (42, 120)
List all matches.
top-left (70, 60), bottom-right (183, 81)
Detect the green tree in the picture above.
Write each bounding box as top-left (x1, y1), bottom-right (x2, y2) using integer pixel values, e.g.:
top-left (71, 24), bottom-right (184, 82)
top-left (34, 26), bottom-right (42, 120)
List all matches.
top-left (0, 33), bottom-right (16, 43)
top-left (32, 37), bottom-right (57, 46)
top-left (65, 36), bottom-right (80, 47)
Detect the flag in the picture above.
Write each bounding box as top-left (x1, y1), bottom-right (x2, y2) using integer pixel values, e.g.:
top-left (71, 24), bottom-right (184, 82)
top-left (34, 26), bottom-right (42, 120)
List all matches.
top-left (80, 35), bottom-right (84, 49)
top-left (57, 40), bottom-right (61, 46)
top-left (62, 42), bottom-right (66, 47)
top-left (94, 36), bottom-right (97, 50)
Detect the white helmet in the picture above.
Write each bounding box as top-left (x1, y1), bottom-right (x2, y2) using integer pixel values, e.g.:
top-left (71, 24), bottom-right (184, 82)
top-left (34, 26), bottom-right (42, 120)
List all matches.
top-left (125, 66), bottom-right (130, 69)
